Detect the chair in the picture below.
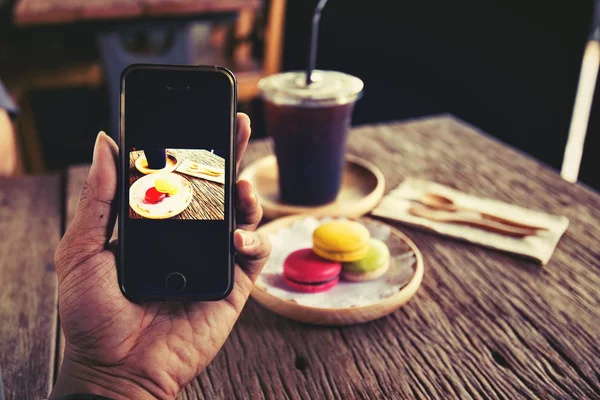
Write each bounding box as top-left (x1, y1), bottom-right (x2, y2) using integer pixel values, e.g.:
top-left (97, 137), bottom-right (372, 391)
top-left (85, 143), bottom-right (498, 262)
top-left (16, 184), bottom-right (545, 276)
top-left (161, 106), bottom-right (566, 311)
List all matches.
top-left (5, 0), bottom-right (286, 173)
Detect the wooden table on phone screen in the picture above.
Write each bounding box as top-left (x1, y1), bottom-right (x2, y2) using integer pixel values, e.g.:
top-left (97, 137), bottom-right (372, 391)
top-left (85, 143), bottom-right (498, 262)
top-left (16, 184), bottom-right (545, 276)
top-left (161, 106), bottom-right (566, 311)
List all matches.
top-left (1, 115), bottom-right (599, 400)
top-left (129, 149), bottom-right (225, 220)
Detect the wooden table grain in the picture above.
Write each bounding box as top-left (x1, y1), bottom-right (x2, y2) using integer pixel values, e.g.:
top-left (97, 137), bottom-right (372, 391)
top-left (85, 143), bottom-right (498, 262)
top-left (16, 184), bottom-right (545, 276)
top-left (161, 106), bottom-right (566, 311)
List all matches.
top-left (14, 0), bottom-right (260, 25)
top-left (0, 175), bottom-right (61, 400)
top-left (129, 149), bottom-right (225, 220)
top-left (1, 115), bottom-right (599, 399)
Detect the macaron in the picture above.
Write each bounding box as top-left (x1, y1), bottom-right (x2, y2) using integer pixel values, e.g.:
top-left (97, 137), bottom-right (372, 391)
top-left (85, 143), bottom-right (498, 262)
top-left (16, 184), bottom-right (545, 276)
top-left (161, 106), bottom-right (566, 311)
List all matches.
top-left (342, 238), bottom-right (390, 282)
top-left (283, 248), bottom-right (341, 293)
top-left (312, 220), bottom-right (370, 262)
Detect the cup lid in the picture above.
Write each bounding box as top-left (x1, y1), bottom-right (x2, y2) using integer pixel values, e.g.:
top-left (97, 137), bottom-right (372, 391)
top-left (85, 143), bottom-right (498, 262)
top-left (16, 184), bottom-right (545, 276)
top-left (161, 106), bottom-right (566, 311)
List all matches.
top-left (258, 70), bottom-right (364, 107)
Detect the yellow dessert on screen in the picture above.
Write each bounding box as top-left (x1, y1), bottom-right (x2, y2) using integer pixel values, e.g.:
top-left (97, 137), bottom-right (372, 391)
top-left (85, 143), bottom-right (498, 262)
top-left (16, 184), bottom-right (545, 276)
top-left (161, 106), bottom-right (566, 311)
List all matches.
top-left (154, 176), bottom-right (179, 195)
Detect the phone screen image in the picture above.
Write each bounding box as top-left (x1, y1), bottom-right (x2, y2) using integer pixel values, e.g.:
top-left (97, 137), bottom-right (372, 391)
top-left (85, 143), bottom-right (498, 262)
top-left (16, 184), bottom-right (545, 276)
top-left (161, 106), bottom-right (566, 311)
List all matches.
top-left (128, 148), bottom-right (225, 221)
top-left (119, 65), bottom-right (236, 300)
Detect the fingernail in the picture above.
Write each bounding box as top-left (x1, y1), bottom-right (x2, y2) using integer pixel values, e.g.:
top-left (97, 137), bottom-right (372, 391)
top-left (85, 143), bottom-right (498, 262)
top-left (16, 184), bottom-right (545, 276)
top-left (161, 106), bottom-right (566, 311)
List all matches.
top-left (240, 231), bottom-right (255, 247)
top-left (90, 132), bottom-right (105, 175)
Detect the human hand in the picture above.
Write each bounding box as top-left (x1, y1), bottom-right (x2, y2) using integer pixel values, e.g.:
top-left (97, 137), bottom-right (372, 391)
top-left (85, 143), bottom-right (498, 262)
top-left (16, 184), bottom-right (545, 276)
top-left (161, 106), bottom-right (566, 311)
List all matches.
top-left (50, 114), bottom-right (270, 400)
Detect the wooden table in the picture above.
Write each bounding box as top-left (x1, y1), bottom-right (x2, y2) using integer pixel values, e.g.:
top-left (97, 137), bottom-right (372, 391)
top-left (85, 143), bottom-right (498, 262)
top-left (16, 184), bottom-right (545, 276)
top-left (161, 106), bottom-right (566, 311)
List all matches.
top-left (129, 149), bottom-right (225, 220)
top-left (14, 0), bottom-right (260, 25)
top-left (1, 116), bottom-right (599, 399)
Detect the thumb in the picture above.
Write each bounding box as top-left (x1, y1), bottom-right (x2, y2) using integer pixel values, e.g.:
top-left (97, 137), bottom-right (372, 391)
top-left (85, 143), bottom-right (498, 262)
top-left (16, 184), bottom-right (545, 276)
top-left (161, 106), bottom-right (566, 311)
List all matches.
top-left (234, 229), bottom-right (271, 282)
top-left (55, 132), bottom-right (118, 278)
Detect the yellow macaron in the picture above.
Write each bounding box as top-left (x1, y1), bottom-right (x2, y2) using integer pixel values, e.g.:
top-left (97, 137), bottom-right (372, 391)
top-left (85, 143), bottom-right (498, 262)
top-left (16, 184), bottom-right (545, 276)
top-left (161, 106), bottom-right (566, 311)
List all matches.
top-left (312, 220), bottom-right (371, 262)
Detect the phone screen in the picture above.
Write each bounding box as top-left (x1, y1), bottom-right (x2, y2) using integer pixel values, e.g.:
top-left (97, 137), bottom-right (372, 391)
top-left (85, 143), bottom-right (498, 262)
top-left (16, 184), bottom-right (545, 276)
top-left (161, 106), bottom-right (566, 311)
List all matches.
top-left (119, 65), bottom-right (236, 300)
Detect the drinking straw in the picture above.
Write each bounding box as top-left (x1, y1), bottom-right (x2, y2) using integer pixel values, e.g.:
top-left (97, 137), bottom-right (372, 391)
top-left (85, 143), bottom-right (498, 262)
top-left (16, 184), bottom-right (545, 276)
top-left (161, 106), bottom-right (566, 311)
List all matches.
top-left (561, 0), bottom-right (600, 182)
top-left (306, 0), bottom-right (330, 85)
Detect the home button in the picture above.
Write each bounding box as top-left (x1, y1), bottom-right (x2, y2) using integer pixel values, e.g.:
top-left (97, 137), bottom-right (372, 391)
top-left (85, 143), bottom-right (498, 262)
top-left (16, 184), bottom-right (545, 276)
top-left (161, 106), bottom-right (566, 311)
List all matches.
top-left (165, 272), bottom-right (187, 292)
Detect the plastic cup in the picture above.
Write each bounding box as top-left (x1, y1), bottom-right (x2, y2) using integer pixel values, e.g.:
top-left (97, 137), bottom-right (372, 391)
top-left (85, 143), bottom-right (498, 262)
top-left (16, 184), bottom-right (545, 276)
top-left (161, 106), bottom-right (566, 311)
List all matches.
top-left (144, 148), bottom-right (167, 169)
top-left (258, 70), bottom-right (363, 205)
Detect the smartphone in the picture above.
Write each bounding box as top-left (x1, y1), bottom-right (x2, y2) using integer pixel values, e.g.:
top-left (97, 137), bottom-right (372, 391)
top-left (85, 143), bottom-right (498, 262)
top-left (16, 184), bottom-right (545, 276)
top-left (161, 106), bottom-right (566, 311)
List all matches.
top-left (119, 64), bottom-right (236, 301)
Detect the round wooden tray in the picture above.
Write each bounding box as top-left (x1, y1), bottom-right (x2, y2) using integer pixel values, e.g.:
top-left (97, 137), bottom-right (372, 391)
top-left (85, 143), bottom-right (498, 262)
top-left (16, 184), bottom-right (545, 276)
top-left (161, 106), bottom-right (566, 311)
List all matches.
top-left (239, 155), bottom-right (385, 220)
top-left (251, 215), bottom-right (424, 325)
top-left (129, 173), bottom-right (193, 219)
top-left (135, 153), bottom-right (179, 175)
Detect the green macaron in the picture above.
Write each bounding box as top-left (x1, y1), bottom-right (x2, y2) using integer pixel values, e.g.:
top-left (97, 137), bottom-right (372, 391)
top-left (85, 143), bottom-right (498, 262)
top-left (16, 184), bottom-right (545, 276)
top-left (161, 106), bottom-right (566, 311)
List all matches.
top-left (342, 238), bottom-right (391, 281)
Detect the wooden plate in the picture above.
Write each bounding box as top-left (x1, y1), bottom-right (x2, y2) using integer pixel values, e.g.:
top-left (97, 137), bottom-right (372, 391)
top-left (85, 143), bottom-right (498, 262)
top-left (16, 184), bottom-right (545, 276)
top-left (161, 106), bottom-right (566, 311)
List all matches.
top-left (251, 215), bottom-right (424, 325)
top-left (239, 155), bottom-right (385, 220)
top-left (135, 153), bottom-right (179, 175)
top-left (129, 173), bottom-right (193, 219)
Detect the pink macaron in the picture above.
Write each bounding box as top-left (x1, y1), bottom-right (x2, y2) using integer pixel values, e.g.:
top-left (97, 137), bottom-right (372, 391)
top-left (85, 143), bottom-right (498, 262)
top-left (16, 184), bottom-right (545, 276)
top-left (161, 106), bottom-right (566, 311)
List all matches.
top-left (283, 248), bottom-right (342, 293)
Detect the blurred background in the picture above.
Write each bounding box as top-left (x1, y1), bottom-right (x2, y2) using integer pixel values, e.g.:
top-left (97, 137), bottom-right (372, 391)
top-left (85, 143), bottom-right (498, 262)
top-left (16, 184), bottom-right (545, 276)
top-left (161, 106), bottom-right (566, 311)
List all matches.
top-left (0, 0), bottom-right (598, 190)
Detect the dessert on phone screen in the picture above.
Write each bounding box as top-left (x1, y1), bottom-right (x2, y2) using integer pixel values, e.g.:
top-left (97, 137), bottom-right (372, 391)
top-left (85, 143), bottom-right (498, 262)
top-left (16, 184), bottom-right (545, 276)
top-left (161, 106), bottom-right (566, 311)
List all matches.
top-left (128, 147), bottom-right (225, 220)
